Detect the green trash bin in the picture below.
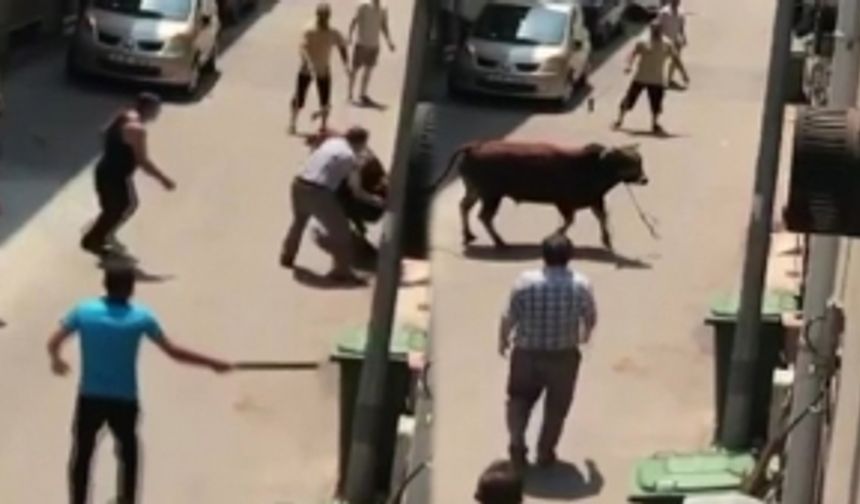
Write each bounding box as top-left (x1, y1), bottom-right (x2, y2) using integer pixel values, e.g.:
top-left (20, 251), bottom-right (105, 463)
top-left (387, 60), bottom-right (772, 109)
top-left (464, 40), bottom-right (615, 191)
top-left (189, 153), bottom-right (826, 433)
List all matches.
top-left (628, 449), bottom-right (756, 503)
top-left (331, 325), bottom-right (427, 497)
top-left (707, 289), bottom-right (798, 447)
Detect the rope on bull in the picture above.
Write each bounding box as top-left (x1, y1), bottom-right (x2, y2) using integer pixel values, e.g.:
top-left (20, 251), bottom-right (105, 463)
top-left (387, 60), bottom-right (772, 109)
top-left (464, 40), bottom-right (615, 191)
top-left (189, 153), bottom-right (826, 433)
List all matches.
top-left (624, 185), bottom-right (660, 240)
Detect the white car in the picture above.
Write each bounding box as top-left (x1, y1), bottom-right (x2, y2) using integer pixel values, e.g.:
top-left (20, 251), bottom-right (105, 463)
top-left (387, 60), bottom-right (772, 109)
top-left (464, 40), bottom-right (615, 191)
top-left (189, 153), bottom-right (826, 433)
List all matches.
top-left (448, 0), bottom-right (592, 106)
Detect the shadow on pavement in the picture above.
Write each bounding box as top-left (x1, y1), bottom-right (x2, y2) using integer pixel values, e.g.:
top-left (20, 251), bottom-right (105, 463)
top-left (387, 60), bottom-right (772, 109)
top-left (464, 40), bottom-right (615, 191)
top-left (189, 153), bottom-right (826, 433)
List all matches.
top-left (97, 255), bottom-right (175, 283)
top-left (617, 126), bottom-right (688, 139)
top-left (461, 243), bottom-right (652, 269)
top-left (0, 0), bottom-right (280, 248)
top-left (524, 458), bottom-right (604, 500)
top-left (292, 266), bottom-right (369, 290)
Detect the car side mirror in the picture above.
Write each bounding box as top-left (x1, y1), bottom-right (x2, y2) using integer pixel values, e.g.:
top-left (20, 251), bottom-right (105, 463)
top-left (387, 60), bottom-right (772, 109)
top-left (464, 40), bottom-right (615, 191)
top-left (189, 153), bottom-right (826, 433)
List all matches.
top-left (573, 39), bottom-right (583, 51)
top-left (201, 13), bottom-right (213, 26)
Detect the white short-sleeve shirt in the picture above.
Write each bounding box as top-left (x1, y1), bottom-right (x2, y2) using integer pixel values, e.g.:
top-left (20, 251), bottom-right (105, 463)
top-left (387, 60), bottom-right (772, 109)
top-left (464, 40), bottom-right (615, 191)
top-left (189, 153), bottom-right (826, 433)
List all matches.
top-left (298, 137), bottom-right (358, 191)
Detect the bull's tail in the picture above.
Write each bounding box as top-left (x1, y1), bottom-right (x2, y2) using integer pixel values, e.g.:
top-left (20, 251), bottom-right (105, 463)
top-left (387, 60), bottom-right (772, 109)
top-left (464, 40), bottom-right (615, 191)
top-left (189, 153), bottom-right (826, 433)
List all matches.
top-left (426, 145), bottom-right (469, 195)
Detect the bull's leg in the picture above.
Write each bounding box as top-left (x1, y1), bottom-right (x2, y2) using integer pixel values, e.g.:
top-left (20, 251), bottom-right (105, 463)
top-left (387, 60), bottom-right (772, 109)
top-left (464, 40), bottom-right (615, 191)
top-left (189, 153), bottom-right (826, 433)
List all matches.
top-left (592, 202), bottom-right (614, 251)
top-left (459, 184), bottom-right (480, 245)
top-left (555, 203), bottom-right (575, 236)
top-left (478, 195), bottom-right (506, 248)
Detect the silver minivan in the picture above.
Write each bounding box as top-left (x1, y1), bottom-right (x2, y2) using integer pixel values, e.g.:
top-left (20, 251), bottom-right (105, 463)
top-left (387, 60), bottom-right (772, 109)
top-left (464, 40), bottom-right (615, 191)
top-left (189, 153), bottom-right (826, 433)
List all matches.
top-left (67, 0), bottom-right (221, 95)
top-left (448, 0), bottom-right (592, 106)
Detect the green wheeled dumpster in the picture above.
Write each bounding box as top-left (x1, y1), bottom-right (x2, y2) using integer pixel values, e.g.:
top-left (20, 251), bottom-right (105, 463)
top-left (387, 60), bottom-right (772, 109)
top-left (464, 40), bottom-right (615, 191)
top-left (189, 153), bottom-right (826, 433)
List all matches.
top-left (331, 325), bottom-right (427, 498)
top-left (707, 289), bottom-right (798, 447)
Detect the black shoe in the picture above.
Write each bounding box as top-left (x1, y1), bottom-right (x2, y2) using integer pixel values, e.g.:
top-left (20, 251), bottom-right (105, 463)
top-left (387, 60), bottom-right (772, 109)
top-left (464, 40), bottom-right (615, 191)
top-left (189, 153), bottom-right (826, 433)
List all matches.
top-left (81, 240), bottom-right (110, 257)
top-left (325, 270), bottom-right (367, 285)
top-left (536, 451), bottom-right (558, 468)
top-left (279, 254), bottom-right (294, 269)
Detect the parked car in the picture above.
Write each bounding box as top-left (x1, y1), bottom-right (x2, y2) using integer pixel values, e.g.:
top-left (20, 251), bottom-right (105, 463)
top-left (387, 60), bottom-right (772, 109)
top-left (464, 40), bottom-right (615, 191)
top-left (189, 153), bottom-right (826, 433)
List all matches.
top-left (627, 0), bottom-right (661, 20)
top-left (66, 0), bottom-right (221, 96)
top-left (216, 0), bottom-right (257, 25)
top-left (448, 0), bottom-right (592, 107)
top-left (581, 0), bottom-right (628, 45)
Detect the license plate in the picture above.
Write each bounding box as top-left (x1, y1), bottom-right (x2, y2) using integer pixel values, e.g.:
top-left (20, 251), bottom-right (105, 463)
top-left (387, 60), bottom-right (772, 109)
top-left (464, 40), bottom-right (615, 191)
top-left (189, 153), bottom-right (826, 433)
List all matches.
top-left (108, 53), bottom-right (141, 65)
top-left (486, 73), bottom-right (521, 84)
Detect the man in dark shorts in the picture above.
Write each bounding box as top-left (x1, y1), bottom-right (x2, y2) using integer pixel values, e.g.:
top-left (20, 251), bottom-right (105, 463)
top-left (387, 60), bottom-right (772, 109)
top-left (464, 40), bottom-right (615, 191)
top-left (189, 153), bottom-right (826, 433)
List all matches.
top-left (289, 2), bottom-right (349, 134)
top-left (48, 265), bottom-right (232, 504)
top-left (612, 21), bottom-right (689, 135)
top-left (81, 93), bottom-right (176, 257)
top-left (347, 0), bottom-right (395, 105)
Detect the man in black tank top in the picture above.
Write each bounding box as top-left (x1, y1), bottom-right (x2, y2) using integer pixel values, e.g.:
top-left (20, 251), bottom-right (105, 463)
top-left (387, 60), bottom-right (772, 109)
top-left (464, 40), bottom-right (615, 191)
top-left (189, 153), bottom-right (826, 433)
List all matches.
top-left (81, 93), bottom-right (176, 256)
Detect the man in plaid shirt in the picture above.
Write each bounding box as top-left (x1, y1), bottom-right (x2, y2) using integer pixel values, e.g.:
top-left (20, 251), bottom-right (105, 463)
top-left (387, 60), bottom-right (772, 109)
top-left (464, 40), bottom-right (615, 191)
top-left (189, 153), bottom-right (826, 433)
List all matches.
top-left (499, 233), bottom-right (597, 471)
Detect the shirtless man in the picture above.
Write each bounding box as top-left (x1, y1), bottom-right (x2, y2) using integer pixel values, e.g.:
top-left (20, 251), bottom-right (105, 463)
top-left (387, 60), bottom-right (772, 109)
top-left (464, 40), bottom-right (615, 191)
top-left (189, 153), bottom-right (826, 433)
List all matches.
top-left (81, 93), bottom-right (176, 257)
top-left (289, 2), bottom-right (350, 133)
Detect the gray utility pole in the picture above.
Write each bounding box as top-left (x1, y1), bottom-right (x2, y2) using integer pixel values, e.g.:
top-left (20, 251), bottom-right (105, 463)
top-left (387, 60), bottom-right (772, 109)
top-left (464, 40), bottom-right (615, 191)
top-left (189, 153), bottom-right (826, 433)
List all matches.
top-left (783, 0), bottom-right (860, 499)
top-left (342, 0), bottom-right (427, 502)
top-left (719, 0), bottom-right (795, 450)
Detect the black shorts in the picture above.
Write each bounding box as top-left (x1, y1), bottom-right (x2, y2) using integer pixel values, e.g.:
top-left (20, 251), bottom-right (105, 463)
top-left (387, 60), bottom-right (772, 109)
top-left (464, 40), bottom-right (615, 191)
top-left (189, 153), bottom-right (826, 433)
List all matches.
top-left (620, 81), bottom-right (666, 115)
top-left (292, 70), bottom-right (332, 110)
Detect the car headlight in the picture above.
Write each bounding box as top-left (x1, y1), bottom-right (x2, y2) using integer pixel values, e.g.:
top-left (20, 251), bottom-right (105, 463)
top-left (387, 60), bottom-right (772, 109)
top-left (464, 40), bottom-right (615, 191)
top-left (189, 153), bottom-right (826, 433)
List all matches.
top-left (542, 55), bottom-right (568, 73)
top-left (165, 34), bottom-right (193, 53)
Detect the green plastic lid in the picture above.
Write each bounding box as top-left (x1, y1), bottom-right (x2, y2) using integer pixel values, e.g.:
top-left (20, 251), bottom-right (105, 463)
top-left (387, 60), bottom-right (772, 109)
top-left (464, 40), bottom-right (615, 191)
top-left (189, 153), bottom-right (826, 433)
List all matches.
top-left (332, 324), bottom-right (427, 361)
top-left (632, 449), bottom-right (756, 497)
top-left (707, 289), bottom-right (798, 323)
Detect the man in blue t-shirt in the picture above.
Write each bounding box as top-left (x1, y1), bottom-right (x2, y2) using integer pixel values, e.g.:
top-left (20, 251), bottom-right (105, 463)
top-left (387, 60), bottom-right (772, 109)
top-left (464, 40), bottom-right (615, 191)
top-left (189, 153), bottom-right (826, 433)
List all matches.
top-left (48, 266), bottom-right (233, 504)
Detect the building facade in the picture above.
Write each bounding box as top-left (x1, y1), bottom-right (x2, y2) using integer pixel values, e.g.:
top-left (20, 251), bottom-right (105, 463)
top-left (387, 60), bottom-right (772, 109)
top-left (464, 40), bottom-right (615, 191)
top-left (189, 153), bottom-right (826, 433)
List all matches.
top-left (0, 0), bottom-right (76, 63)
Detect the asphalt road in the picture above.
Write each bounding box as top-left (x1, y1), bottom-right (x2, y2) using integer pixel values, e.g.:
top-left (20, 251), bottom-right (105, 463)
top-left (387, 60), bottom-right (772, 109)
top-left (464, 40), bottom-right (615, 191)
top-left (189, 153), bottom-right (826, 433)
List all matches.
top-left (429, 0), bottom-right (781, 501)
top-left (0, 0), bottom-right (415, 501)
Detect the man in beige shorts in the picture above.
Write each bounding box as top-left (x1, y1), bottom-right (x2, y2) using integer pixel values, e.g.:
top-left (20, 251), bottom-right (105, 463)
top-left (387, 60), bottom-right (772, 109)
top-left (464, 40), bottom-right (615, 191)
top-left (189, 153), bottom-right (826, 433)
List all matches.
top-left (348, 0), bottom-right (395, 105)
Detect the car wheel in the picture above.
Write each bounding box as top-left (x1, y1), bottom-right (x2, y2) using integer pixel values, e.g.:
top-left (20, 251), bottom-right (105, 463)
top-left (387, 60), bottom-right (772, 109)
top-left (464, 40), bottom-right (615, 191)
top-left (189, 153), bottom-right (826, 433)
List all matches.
top-left (203, 43), bottom-right (219, 74)
top-left (219, 0), bottom-right (238, 24)
top-left (185, 59), bottom-right (202, 98)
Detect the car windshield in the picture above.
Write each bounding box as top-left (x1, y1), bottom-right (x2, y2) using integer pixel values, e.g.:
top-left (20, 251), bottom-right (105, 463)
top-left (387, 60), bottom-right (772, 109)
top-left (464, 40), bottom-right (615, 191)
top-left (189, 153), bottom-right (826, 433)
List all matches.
top-left (472, 4), bottom-right (569, 46)
top-left (93, 0), bottom-right (193, 20)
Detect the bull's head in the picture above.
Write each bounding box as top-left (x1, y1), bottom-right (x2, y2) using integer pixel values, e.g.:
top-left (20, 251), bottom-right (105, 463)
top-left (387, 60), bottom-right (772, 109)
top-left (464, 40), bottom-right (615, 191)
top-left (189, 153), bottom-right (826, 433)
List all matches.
top-left (605, 144), bottom-right (648, 185)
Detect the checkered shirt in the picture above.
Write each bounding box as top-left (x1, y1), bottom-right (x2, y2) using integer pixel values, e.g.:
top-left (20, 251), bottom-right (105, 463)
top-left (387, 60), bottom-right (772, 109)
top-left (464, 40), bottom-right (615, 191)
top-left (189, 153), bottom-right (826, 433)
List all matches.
top-left (505, 267), bottom-right (596, 351)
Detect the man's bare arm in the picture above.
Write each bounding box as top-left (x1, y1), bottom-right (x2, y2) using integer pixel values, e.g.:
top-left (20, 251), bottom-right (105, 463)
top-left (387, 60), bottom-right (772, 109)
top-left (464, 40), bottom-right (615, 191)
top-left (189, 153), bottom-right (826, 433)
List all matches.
top-left (152, 335), bottom-right (232, 373)
top-left (382, 10), bottom-right (395, 49)
top-left (125, 126), bottom-right (175, 190)
top-left (498, 315), bottom-right (514, 356)
top-left (47, 326), bottom-right (74, 375)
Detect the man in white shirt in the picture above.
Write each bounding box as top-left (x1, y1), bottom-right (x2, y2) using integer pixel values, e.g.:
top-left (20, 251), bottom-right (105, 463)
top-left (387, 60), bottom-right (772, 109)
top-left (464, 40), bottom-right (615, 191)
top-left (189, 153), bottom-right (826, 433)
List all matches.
top-left (347, 0), bottom-right (395, 105)
top-left (280, 126), bottom-right (384, 284)
top-left (657, 0), bottom-right (686, 86)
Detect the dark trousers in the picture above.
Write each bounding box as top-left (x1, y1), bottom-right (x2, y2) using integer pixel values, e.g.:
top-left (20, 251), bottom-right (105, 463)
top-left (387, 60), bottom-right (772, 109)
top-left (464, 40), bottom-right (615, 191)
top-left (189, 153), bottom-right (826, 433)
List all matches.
top-left (620, 81), bottom-right (666, 116)
top-left (291, 70), bottom-right (332, 111)
top-left (69, 396), bottom-right (140, 504)
top-left (506, 348), bottom-right (582, 459)
top-left (82, 177), bottom-right (137, 249)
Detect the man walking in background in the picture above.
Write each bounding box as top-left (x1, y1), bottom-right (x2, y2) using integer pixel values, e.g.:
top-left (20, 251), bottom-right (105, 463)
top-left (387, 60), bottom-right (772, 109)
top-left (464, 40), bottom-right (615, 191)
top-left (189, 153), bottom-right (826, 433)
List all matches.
top-left (347, 0), bottom-right (395, 105)
top-left (81, 93), bottom-right (176, 257)
top-left (499, 233), bottom-right (597, 472)
top-left (280, 126), bottom-right (383, 284)
top-left (48, 266), bottom-right (233, 504)
top-left (289, 2), bottom-right (350, 134)
top-left (613, 21), bottom-right (689, 135)
top-left (658, 0), bottom-right (687, 87)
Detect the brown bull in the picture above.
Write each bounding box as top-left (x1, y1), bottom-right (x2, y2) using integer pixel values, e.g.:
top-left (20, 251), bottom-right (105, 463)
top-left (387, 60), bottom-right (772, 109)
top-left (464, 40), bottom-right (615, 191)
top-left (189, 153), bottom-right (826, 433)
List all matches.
top-left (440, 140), bottom-right (647, 249)
top-left (305, 129), bottom-right (388, 235)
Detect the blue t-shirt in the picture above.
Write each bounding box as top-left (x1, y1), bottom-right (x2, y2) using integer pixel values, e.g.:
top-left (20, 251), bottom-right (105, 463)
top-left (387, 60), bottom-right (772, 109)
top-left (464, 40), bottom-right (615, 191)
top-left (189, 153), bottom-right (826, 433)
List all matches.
top-left (62, 297), bottom-right (164, 401)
